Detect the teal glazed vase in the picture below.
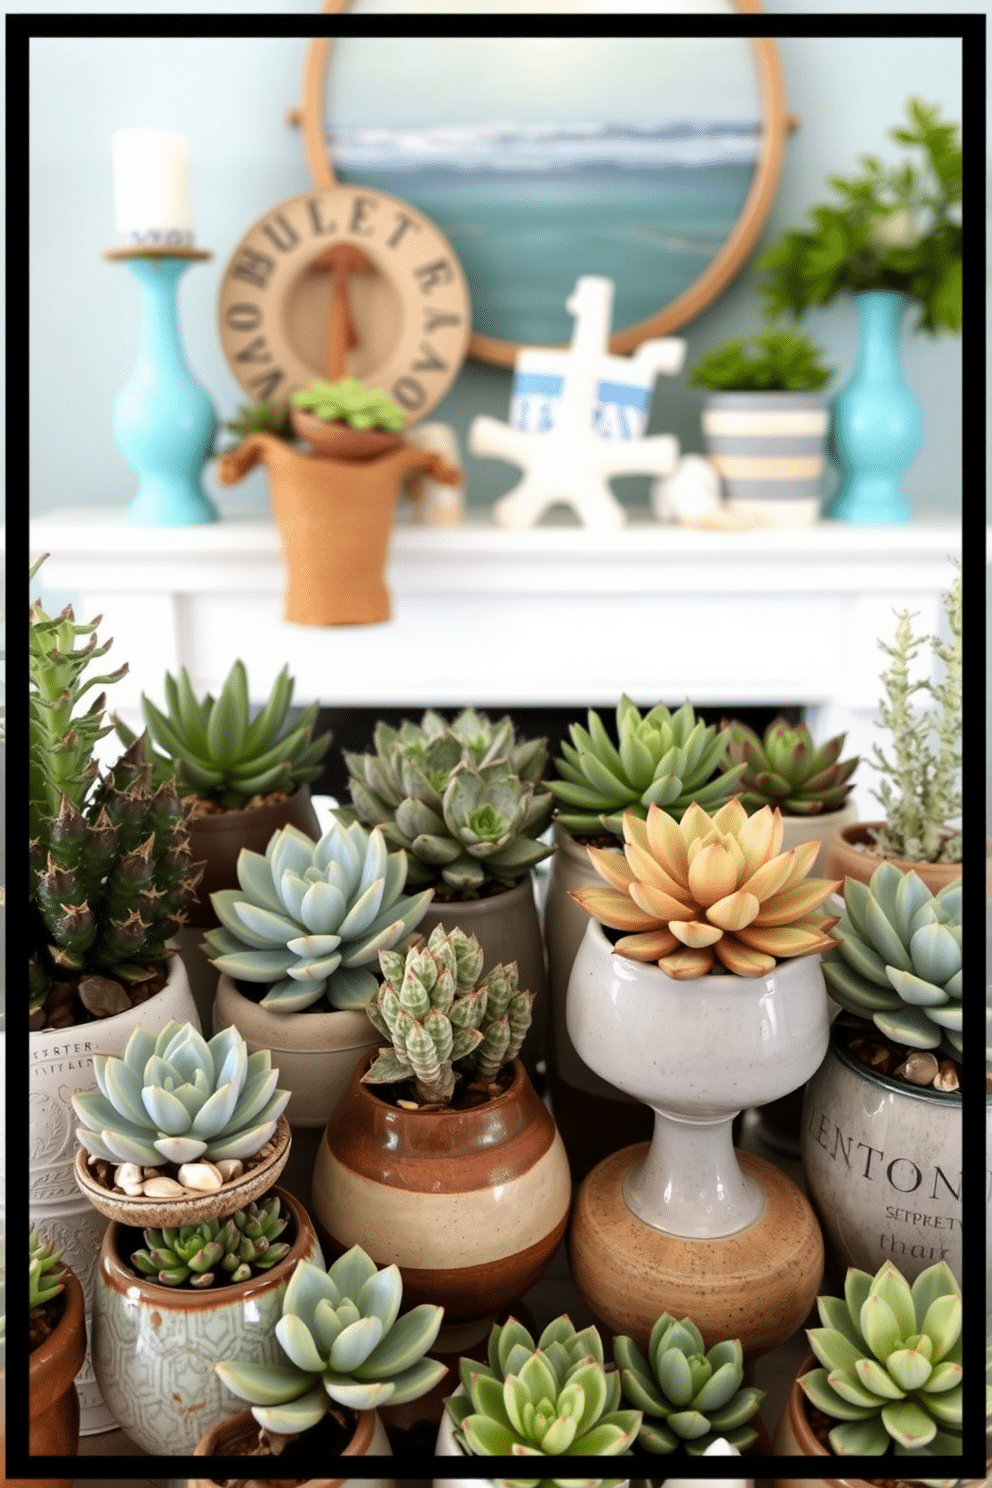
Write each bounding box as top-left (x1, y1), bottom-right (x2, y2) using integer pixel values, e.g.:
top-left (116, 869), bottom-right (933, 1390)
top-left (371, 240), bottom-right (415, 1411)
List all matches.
top-left (114, 256), bottom-right (219, 525)
top-left (826, 290), bottom-right (923, 523)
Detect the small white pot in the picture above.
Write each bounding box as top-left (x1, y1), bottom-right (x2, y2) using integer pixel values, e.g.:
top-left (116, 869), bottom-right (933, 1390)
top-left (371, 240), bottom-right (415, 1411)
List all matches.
top-left (779, 800), bottom-right (858, 878)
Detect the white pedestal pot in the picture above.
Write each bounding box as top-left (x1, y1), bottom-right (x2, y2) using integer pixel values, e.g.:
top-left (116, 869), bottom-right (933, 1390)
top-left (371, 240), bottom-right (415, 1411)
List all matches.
top-left (566, 919), bottom-right (830, 1239)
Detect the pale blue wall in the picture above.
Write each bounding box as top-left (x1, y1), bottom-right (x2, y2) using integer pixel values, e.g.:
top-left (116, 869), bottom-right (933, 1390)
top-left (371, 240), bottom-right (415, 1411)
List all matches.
top-left (27, 9), bottom-right (970, 521)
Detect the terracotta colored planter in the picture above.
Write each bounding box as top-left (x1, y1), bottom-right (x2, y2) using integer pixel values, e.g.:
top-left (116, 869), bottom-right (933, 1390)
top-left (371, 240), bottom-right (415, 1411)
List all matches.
top-left (822, 821), bottom-right (963, 894)
top-left (290, 407), bottom-right (405, 459)
top-left (311, 1053), bottom-right (571, 1323)
top-left (90, 1185), bottom-right (321, 1455)
top-left (16, 1263), bottom-right (86, 1488)
top-left (190, 1403), bottom-right (394, 1487)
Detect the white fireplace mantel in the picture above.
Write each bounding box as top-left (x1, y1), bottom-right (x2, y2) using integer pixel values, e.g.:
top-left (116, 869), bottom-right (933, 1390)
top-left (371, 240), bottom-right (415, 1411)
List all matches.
top-left (28, 506), bottom-right (961, 821)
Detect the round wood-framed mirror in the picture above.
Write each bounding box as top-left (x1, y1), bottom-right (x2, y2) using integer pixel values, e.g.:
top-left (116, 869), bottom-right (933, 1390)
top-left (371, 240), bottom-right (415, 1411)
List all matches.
top-left (300, 4), bottom-right (788, 367)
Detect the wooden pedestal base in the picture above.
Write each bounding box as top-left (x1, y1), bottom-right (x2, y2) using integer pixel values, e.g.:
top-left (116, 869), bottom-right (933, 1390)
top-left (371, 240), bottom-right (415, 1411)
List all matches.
top-left (568, 1143), bottom-right (823, 1358)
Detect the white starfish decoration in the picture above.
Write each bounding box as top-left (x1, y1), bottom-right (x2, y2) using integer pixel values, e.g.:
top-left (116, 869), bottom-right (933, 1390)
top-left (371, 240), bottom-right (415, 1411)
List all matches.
top-left (469, 275), bottom-right (685, 530)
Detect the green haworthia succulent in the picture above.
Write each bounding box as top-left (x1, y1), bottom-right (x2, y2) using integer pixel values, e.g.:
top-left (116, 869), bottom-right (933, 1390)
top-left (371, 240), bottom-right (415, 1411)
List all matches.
top-left (72, 1020), bottom-right (289, 1168)
top-left (130, 1197), bottom-right (291, 1289)
top-left (800, 1260), bottom-right (963, 1458)
top-left (445, 1311), bottom-right (642, 1486)
top-left (614, 1313), bottom-right (763, 1455)
top-left (291, 376), bottom-right (407, 431)
top-left (718, 717), bottom-right (858, 816)
top-left (214, 1245), bottom-right (446, 1428)
top-left (363, 925), bottom-right (534, 1105)
top-left (547, 696), bottom-right (746, 840)
top-left (201, 817), bottom-right (434, 1013)
top-left (345, 708), bottom-right (554, 896)
top-left (29, 1228), bottom-right (67, 1315)
top-left (821, 861), bottom-right (961, 1059)
top-left (116, 660), bottom-right (332, 811)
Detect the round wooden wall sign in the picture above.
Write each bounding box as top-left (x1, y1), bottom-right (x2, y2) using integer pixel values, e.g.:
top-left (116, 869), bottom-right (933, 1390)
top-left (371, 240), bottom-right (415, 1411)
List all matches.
top-left (217, 186), bottom-right (471, 419)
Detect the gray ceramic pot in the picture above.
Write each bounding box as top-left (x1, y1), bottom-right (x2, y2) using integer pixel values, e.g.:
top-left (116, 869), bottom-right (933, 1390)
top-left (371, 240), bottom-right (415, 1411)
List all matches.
top-left (701, 390), bottom-right (828, 526)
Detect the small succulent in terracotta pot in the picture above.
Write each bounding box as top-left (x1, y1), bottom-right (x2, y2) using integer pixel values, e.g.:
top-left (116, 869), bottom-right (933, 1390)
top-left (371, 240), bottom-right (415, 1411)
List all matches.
top-left (27, 1227), bottom-right (87, 1475)
top-left (290, 376), bottom-right (408, 458)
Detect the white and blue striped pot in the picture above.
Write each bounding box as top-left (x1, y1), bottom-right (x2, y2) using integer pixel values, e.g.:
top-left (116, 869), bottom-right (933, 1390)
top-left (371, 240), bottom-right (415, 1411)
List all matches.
top-left (701, 391), bottom-right (829, 526)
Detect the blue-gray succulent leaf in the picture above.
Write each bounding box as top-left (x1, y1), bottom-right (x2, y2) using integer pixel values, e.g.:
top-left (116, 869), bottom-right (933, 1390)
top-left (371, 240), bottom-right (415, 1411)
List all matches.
top-left (259, 977), bottom-right (328, 1012)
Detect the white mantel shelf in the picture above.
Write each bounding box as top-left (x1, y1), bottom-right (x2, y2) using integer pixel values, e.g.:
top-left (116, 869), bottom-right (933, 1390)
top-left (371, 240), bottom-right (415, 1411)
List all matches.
top-left (29, 505), bottom-right (959, 820)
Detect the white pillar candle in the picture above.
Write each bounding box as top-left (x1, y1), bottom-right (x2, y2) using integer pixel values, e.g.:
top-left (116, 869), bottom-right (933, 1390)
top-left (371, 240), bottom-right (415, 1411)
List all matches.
top-left (112, 128), bottom-right (193, 246)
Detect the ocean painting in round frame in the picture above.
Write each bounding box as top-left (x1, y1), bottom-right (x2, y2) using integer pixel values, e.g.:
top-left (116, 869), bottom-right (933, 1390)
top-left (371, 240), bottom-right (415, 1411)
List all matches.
top-left (324, 36), bottom-right (764, 347)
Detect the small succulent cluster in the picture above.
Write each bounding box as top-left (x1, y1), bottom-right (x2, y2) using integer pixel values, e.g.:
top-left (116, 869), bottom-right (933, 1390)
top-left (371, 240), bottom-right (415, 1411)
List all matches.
top-left (130, 1198), bottom-right (291, 1288)
top-left (117, 660), bottom-right (331, 811)
top-left (222, 400), bottom-right (294, 444)
top-left (547, 697), bottom-right (745, 840)
top-left (614, 1313), bottom-right (763, 1454)
top-left (363, 926), bottom-right (534, 1105)
top-left (821, 862), bottom-right (961, 1061)
top-left (446, 1313), bottom-right (642, 1486)
top-left (29, 1228), bottom-right (67, 1316)
top-left (689, 331), bottom-right (835, 392)
top-left (202, 818), bottom-right (434, 1013)
top-left (345, 708), bottom-right (554, 896)
top-left (801, 1260), bottom-right (963, 1458)
top-left (571, 799), bottom-right (840, 979)
top-left (291, 377), bottom-right (407, 431)
top-left (214, 1245), bottom-right (446, 1431)
top-left (72, 1020), bottom-right (289, 1180)
top-left (718, 718), bottom-right (858, 816)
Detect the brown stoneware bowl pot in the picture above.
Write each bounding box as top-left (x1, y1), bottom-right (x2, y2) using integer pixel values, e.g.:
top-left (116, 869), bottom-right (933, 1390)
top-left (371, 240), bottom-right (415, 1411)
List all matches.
top-left (190, 1403), bottom-right (393, 1486)
top-left (822, 822), bottom-right (964, 894)
top-left (21, 1263), bottom-right (86, 1488)
top-left (311, 1053), bottom-right (572, 1323)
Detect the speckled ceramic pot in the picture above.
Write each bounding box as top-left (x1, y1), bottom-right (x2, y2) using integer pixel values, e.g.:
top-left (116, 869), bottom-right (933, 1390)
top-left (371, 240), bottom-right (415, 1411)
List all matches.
top-left (90, 1185), bottom-right (321, 1455)
top-left (311, 1054), bottom-right (571, 1323)
top-left (189, 1404), bottom-right (393, 1486)
top-left (20, 1263), bottom-right (87, 1488)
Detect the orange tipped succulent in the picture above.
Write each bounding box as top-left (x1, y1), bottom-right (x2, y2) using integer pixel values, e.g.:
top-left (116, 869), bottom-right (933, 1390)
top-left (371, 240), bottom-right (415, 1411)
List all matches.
top-left (570, 799), bottom-right (841, 979)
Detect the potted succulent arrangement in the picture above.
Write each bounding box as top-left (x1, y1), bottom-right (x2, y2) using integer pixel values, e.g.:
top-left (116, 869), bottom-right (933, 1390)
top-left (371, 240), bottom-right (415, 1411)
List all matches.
top-left (541, 696), bottom-right (746, 1177)
top-left (565, 800), bottom-right (837, 1358)
top-left (311, 926), bottom-right (571, 1347)
top-left (193, 1242), bottom-right (447, 1480)
top-left (289, 375), bottom-right (408, 458)
top-left (26, 1229), bottom-right (87, 1486)
top-left (757, 97), bottom-right (961, 523)
top-left (689, 330), bottom-right (835, 527)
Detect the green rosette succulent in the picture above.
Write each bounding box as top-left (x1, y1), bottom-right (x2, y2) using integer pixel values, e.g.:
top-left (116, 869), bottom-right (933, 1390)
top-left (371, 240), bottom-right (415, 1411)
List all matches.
top-left (363, 925), bottom-right (534, 1105)
top-left (201, 817), bottom-right (434, 1013)
top-left (445, 1312), bottom-right (641, 1486)
top-left (614, 1313), bottom-right (763, 1454)
top-left (718, 717), bottom-right (858, 816)
top-left (214, 1245), bottom-right (446, 1428)
top-left (291, 376), bottom-right (407, 431)
top-left (821, 862), bottom-right (961, 1058)
top-left (130, 1198), bottom-right (291, 1289)
top-left (800, 1260), bottom-right (963, 1458)
top-left (72, 1020), bottom-right (290, 1168)
top-left (29, 1228), bottom-right (67, 1315)
top-left (547, 696), bottom-right (746, 840)
top-left (345, 708), bottom-right (553, 896)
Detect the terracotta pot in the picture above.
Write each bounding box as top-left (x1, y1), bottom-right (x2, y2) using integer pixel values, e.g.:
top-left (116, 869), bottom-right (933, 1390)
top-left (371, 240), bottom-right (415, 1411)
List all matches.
top-left (190, 1403), bottom-right (394, 1487)
top-left (28, 949), bottom-right (199, 1433)
top-left (90, 1185), bottom-right (321, 1454)
top-left (14, 1263), bottom-right (87, 1488)
top-left (822, 821), bottom-right (963, 894)
top-left (311, 1053), bottom-right (571, 1323)
top-left (290, 407), bottom-right (405, 459)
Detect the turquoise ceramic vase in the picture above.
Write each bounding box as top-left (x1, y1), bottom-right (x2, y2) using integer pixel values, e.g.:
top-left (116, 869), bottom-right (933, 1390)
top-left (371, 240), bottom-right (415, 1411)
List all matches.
top-left (114, 256), bottom-right (218, 526)
top-left (826, 290), bottom-right (923, 523)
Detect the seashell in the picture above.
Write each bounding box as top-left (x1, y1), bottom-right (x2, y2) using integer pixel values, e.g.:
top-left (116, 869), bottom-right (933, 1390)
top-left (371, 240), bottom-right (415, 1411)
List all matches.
top-left (177, 1161), bottom-right (224, 1193)
top-left (215, 1159), bottom-right (244, 1183)
top-left (140, 1176), bottom-right (188, 1199)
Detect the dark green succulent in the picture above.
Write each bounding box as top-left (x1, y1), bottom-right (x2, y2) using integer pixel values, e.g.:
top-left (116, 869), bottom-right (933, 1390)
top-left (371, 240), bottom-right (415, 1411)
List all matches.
top-left (130, 1198), bottom-right (292, 1288)
top-left (718, 717), bottom-right (858, 815)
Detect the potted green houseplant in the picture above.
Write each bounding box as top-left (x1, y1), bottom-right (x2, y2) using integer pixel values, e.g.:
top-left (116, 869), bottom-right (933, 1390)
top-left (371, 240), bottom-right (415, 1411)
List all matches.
top-left (311, 926), bottom-right (571, 1345)
top-left (689, 331), bottom-right (835, 527)
top-left (26, 1229), bottom-right (86, 1487)
top-left (289, 375), bottom-right (408, 458)
top-left (757, 97), bottom-right (961, 523)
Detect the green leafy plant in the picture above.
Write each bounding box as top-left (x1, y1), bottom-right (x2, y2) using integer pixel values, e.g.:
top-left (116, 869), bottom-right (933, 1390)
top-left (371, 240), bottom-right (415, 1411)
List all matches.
top-left (291, 376), bottom-right (407, 431)
top-left (718, 718), bottom-right (859, 816)
top-left (800, 1260), bottom-right (963, 1458)
top-left (130, 1197), bottom-right (292, 1288)
top-left (201, 817), bottom-right (434, 1013)
top-left (345, 708), bottom-right (554, 896)
top-left (29, 1228), bottom-right (67, 1317)
top-left (116, 660), bottom-right (332, 811)
top-left (547, 696), bottom-right (745, 841)
top-left (362, 925), bottom-right (534, 1105)
top-left (757, 98), bottom-right (962, 334)
top-left (821, 861), bottom-right (961, 1061)
top-left (218, 400), bottom-right (294, 454)
top-left (689, 332), bottom-right (835, 392)
top-left (571, 799), bottom-right (840, 979)
top-left (214, 1245), bottom-right (446, 1431)
top-left (868, 569), bottom-right (961, 863)
top-left (445, 1312), bottom-right (642, 1485)
top-left (614, 1313), bottom-right (763, 1455)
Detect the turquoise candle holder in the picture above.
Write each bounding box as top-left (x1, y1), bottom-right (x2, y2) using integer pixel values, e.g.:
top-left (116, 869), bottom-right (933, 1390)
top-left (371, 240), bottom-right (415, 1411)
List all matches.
top-left (107, 246), bottom-right (219, 526)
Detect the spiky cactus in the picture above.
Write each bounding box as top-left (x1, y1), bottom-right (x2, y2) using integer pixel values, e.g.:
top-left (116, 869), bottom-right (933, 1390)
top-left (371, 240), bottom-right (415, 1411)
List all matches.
top-left (130, 1197), bottom-right (291, 1288)
top-left (29, 1228), bottom-right (67, 1316)
top-left (547, 696), bottom-right (746, 840)
top-left (571, 799), bottom-right (840, 979)
top-left (201, 817), bottom-right (433, 1013)
top-left (821, 861), bottom-right (961, 1059)
top-left (718, 717), bottom-right (858, 815)
top-left (214, 1245), bottom-right (446, 1430)
top-left (614, 1313), bottom-right (763, 1454)
top-left (363, 925), bottom-right (534, 1105)
top-left (116, 660), bottom-right (331, 811)
top-left (344, 708), bottom-right (554, 895)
